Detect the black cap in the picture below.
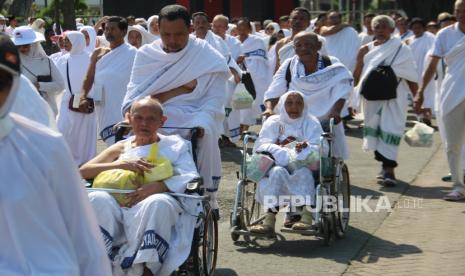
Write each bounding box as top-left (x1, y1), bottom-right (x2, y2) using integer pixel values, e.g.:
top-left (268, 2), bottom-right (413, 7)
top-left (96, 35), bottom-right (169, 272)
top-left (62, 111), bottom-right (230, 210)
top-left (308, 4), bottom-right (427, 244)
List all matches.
top-left (0, 34), bottom-right (20, 75)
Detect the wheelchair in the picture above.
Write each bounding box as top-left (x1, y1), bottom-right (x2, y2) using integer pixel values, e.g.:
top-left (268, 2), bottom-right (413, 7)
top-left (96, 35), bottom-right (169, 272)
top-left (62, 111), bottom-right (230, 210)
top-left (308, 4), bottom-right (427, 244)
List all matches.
top-left (87, 125), bottom-right (218, 276)
top-left (229, 118), bottom-right (351, 245)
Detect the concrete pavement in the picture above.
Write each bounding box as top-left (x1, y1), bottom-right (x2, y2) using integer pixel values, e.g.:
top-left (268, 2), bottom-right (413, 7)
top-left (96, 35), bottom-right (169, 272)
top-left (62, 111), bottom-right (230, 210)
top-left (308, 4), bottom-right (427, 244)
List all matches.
top-left (214, 120), bottom-right (465, 275)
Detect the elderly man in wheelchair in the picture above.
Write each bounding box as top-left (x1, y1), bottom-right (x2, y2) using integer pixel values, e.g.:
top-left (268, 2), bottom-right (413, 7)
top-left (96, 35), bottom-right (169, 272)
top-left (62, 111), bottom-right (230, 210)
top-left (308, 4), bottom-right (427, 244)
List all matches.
top-left (248, 91), bottom-right (326, 235)
top-left (81, 97), bottom-right (202, 275)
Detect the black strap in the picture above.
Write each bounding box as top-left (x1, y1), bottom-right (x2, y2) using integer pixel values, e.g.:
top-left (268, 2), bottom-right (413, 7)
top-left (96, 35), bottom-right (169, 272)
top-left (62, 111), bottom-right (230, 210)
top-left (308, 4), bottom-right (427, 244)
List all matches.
top-left (66, 61), bottom-right (73, 96)
top-left (389, 44), bottom-right (403, 66)
top-left (21, 64), bottom-right (37, 77)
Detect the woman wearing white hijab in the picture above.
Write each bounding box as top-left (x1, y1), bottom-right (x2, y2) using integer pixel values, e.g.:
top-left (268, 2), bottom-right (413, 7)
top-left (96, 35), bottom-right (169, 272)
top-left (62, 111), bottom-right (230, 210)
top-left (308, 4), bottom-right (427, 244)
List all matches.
top-left (0, 33), bottom-right (112, 276)
top-left (125, 24), bottom-right (153, 49)
top-left (80, 25), bottom-right (97, 54)
top-left (12, 26), bottom-right (64, 115)
top-left (250, 91), bottom-right (324, 235)
top-left (147, 15), bottom-right (160, 40)
top-left (31, 18), bottom-right (46, 34)
top-left (56, 31), bottom-right (97, 166)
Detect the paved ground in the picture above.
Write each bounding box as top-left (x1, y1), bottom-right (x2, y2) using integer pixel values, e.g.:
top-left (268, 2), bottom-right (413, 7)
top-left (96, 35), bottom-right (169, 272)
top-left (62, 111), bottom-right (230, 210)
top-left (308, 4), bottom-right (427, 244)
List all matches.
top-left (96, 115), bottom-right (465, 275)
top-left (213, 117), bottom-right (465, 276)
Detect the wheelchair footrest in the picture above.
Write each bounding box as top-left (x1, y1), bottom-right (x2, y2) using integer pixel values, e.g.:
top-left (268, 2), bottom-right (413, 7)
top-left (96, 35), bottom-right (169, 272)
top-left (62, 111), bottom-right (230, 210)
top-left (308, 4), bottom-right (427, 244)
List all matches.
top-left (231, 228), bottom-right (276, 239)
top-left (280, 228), bottom-right (318, 236)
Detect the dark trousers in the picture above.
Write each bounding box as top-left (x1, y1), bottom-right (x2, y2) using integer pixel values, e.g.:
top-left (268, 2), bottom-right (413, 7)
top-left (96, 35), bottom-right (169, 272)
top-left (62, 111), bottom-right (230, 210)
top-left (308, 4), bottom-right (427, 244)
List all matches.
top-left (375, 150), bottom-right (398, 168)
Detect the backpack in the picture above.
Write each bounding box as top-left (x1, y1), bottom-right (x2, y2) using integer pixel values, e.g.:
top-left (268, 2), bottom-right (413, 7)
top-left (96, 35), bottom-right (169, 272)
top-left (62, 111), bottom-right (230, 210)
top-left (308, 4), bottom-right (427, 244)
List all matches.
top-left (360, 44), bottom-right (402, 101)
top-left (285, 55), bottom-right (332, 89)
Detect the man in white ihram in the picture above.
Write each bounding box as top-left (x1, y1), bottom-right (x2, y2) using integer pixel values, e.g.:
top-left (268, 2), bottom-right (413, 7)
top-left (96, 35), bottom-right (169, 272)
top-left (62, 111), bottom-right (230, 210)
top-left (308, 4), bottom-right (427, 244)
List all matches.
top-left (122, 5), bottom-right (229, 217)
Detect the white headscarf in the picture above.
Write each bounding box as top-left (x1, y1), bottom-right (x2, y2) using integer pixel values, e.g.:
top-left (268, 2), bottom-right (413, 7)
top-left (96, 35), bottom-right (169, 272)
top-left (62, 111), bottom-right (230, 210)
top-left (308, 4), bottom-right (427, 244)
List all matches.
top-left (276, 91), bottom-right (309, 128)
top-left (125, 25), bottom-right (153, 48)
top-left (65, 31), bottom-right (86, 55)
top-left (266, 22), bottom-right (281, 34)
top-left (31, 18), bottom-right (46, 34)
top-left (20, 42), bottom-right (47, 59)
top-left (80, 26), bottom-right (96, 53)
top-left (147, 15), bottom-right (159, 36)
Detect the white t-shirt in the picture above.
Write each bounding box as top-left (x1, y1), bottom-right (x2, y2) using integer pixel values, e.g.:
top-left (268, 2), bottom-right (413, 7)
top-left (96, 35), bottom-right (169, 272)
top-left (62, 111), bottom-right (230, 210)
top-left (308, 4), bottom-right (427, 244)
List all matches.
top-left (432, 23), bottom-right (465, 57)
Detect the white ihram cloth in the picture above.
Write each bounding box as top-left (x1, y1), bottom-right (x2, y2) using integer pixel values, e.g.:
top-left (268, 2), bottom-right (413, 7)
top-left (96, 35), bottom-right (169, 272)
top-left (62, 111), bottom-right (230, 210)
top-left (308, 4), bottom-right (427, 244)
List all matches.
top-left (88, 134), bottom-right (201, 276)
top-left (240, 35), bottom-right (271, 125)
top-left (265, 55), bottom-right (353, 159)
top-left (358, 38), bottom-right (418, 161)
top-left (407, 32), bottom-right (435, 108)
top-left (56, 31), bottom-right (97, 165)
top-left (202, 31), bottom-right (241, 139)
top-left (122, 37), bottom-right (229, 205)
top-left (324, 27), bottom-right (361, 72)
top-left (223, 34), bottom-right (243, 141)
top-left (19, 43), bottom-right (65, 115)
top-left (90, 43), bottom-right (136, 145)
top-left (12, 74), bottom-right (57, 129)
top-left (0, 73), bottom-right (111, 275)
top-left (359, 32), bottom-right (374, 45)
top-left (254, 91), bottom-right (322, 206)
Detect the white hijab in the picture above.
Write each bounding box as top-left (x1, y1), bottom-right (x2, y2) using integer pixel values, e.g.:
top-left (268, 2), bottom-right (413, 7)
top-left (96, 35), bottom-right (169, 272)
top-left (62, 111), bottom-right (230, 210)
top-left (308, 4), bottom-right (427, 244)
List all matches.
top-left (266, 22), bottom-right (281, 35)
top-left (125, 25), bottom-right (153, 48)
top-left (80, 26), bottom-right (96, 53)
top-left (147, 15), bottom-right (159, 37)
top-left (66, 31), bottom-right (86, 55)
top-left (276, 91), bottom-right (310, 130)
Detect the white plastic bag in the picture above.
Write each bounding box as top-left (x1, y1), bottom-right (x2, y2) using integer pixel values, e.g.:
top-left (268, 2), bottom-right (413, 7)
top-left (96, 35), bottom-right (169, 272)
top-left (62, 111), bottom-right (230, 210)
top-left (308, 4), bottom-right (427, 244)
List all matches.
top-left (245, 153), bottom-right (275, 182)
top-left (232, 82), bottom-right (254, 110)
top-left (404, 121), bottom-right (434, 147)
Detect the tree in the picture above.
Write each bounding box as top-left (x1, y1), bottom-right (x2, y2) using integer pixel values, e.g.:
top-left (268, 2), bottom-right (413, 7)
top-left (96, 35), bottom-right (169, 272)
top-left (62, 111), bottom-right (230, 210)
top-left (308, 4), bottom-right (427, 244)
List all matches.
top-left (61, 0), bottom-right (76, 30)
top-left (8, 0), bottom-right (34, 17)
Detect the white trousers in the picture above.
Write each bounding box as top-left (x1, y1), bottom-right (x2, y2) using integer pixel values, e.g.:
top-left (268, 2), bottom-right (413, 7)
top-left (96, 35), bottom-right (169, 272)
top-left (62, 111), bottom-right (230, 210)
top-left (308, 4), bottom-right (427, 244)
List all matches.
top-left (442, 99), bottom-right (465, 193)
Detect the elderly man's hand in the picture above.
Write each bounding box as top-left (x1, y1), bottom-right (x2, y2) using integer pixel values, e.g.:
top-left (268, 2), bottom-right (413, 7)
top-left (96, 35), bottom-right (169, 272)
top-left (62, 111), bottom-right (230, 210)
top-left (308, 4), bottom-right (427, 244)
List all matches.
top-left (117, 158), bottom-right (154, 175)
top-left (413, 91), bottom-right (424, 114)
top-left (125, 181), bottom-right (168, 207)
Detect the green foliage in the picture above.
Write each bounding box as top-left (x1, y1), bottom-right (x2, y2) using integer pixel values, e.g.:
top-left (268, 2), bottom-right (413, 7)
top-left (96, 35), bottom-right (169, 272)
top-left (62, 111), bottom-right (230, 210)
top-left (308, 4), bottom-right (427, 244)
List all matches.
top-left (37, 0), bottom-right (87, 19)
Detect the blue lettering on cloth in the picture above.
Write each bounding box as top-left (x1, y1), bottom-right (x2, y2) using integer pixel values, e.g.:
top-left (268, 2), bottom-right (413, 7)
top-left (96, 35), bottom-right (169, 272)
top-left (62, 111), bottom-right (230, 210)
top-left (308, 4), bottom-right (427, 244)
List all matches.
top-left (100, 124), bottom-right (116, 142)
top-left (244, 49), bottom-right (267, 60)
top-left (207, 176), bottom-right (221, 192)
top-left (100, 226), bottom-right (114, 259)
top-left (121, 230), bottom-right (170, 269)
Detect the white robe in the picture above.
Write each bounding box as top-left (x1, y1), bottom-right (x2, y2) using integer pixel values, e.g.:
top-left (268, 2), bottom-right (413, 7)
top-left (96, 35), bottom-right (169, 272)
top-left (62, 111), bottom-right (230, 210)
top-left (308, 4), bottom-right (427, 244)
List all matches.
top-left (0, 114), bottom-right (111, 275)
top-left (265, 55), bottom-right (353, 159)
top-left (90, 43), bottom-right (136, 145)
top-left (223, 34), bottom-right (243, 141)
top-left (358, 38), bottom-right (418, 161)
top-left (88, 134), bottom-right (201, 276)
top-left (56, 32), bottom-right (97, 165)
top-left (122, 37), bottom-right (229, 206)
top-left (324, 27), bottom-right (361, 72)
top-left (12, 74), bottom-right (57, 129)
top-left (254, 93), bottom-right (323, 206)
top-left (359, 32), bottom-right (374, 46)
top-left (240, 35), bottom-right (271, 125)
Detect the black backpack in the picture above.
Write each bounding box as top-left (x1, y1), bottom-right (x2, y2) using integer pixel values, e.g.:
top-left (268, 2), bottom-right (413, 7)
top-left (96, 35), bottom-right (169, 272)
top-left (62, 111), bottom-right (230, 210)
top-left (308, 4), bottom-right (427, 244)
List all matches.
top-left (285, 55), bottom-right (332, 89)
top-left (360, 44), bottom-right (402, 101)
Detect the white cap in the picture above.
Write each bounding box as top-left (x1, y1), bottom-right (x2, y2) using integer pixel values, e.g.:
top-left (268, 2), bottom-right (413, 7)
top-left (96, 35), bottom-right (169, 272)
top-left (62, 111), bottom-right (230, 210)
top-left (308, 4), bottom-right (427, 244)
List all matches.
top-left (11, 26), bottom-right (45, 46)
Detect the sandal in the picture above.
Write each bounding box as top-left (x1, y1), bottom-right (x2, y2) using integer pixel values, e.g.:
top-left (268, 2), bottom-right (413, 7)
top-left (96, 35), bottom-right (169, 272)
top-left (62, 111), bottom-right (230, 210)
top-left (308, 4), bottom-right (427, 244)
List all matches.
top-left (444, 190), bottom-right (465, 201)
top-left (283, 214), bottom-right (301, 228)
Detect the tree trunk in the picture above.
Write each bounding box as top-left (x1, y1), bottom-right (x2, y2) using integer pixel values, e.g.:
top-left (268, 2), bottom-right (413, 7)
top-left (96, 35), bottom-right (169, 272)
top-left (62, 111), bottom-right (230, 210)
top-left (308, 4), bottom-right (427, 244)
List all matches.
top-left (61, 0), bottom-right (76, 30)
top-left (9, 0), bottom-right (33, 17)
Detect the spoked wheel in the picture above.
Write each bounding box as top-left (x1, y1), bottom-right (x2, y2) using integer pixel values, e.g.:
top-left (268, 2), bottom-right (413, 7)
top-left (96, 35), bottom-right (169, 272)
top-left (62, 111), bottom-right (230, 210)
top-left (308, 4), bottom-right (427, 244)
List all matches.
top-left (334, 164), bottom-right (351, 239)
top-left (201, 208), bottom-right (218, 276)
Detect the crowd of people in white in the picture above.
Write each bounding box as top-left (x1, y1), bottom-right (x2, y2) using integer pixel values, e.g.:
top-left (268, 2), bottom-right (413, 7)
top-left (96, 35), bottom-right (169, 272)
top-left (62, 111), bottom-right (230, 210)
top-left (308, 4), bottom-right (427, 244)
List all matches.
top-left (2, 1), bottom-right (465, 274)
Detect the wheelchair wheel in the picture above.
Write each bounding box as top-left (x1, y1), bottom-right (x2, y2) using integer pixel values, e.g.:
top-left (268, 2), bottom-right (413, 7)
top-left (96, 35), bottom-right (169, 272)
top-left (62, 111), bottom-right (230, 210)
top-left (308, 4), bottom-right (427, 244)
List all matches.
top-left (334, 164), bottom-right (350, 239)
top-left (201, 208), bottom-right (218, 276)
top-left (321, 213), bottom-right (332, 246)
top-left (229, 212), bottom-right (241, 242)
